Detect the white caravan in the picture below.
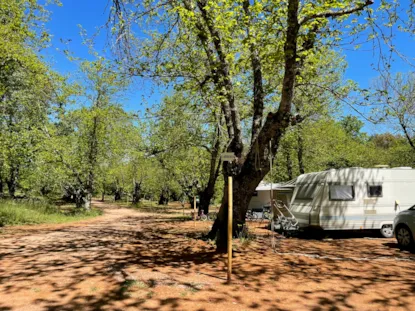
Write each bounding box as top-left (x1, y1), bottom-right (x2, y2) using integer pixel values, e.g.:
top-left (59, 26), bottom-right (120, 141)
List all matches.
top-left (284, 167), bottom-right (415, 237)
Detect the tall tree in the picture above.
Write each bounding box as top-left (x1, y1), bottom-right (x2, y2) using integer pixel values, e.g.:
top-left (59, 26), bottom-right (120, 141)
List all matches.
top-left (0, 0), bottom-right (61, 198)
top-left (46, 57), bottom-right (131, 208)
top-left (108, 0), bottom-right (387, 250)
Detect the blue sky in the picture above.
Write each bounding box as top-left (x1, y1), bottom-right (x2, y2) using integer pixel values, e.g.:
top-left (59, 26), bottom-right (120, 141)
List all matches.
top-left (42, 0), bottom-right (415, 133)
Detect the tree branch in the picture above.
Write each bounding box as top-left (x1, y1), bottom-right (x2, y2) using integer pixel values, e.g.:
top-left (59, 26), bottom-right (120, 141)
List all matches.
top-left (181, 0), bottom-right (236, 149)
top-left (299, 0), bottom-right (374, 26)
top-left (196, 0), bottom-right (243, 155)
top-left (243, 0), bottom-right (265, 144)
top-left (398, 116), bottom-right (415, 151)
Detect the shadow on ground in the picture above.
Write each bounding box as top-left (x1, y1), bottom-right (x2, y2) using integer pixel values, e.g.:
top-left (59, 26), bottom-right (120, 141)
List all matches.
top-left (0, 201), bottom-right (414, 311)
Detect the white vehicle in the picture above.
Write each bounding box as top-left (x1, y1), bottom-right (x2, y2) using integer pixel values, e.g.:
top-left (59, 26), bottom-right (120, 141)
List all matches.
top-left (277, 167), bottom-right (415, 237)
top-left (394, 205), bottom-right (415, 248)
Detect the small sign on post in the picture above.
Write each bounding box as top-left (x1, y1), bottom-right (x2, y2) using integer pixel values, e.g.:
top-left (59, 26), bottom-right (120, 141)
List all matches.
top-left (221, 152), bottom-right (235, 162)
top-left (221, 152), bottom-right (235, 284)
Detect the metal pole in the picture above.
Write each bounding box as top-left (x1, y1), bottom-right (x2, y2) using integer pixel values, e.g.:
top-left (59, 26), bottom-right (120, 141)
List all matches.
top-left (227, 176), bottom-right (233, 283)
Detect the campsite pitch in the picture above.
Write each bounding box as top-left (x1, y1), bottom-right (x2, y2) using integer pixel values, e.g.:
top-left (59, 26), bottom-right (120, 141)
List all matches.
top-left (0, 201), bottom-right (414, 311)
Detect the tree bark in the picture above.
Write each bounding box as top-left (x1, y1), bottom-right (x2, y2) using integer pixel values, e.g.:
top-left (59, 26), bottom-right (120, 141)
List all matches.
top-left (114, 188), bottom-right (122, 201)
top-left (208, 0), bottom-right (300, 252)
top-left (199, 187), bottom-right (213, 214)
top-left (208, 174), bottom-right (262, 251)
top-left (132, 180), bottom-right (141, 204)
top-left (7, 166), bottom-right (19, 198)
top-left (199, 123), bottom-right (222, 214)
top-left (158, 188), bottom-right (169, 205)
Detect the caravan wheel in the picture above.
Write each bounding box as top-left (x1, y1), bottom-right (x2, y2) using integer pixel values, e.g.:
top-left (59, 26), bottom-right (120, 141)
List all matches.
top-left (380, 225), bottom-right (394, 238)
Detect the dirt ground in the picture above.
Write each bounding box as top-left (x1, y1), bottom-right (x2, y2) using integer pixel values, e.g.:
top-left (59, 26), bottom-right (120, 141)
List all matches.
top-left (0, 201), bottom-right (414, 311)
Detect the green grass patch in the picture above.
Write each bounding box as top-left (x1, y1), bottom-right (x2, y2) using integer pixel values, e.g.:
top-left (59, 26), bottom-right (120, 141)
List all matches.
top-left (0, 199), bottom-right (102, 227)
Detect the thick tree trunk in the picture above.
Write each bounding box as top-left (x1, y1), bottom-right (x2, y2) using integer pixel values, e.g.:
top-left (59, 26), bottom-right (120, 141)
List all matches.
top-left (132, 180), bottom-right (141, 204)
top-left (199, 188), bottom-right (212, 215)
top-left (208, 175), bottom-right (261, 251)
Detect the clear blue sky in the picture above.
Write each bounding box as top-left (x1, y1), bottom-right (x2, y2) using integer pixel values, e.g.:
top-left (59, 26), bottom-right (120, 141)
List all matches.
top-left (42, 0), bottom-right (415, 133)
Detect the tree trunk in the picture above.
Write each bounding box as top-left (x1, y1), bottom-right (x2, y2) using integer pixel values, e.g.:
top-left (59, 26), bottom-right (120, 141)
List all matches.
top-left (199, 189), bottom-right (211, 215)
top-left (208, 175), bottom-right (261, 251)
top-left (114, 188), bottom-right (122, 201)
top-left (7, 166), bottom-right (19, 198)
top-left (132, 180), bottom-right (141, 204)
top-left (158, 188), bottom-right (169, 205)
top-left (74, 188), bottom-right (91, 210)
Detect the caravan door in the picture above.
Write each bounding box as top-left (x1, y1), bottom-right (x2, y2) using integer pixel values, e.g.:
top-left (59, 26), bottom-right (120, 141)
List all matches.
top-left (290, 183), bottom-right (321, 228)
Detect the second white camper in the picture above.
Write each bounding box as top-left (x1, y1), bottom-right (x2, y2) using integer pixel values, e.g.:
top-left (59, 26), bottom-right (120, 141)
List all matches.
top-left (280, 167), bottom-right (415, 237)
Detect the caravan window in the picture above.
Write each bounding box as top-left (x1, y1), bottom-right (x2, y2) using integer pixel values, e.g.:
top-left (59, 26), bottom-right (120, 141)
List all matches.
top-left (368, 185), bottom-right (382, 197)
top-left (295, 184), bottom-right (316, 200)
top-left (329, 185), bottom-right (355, 201)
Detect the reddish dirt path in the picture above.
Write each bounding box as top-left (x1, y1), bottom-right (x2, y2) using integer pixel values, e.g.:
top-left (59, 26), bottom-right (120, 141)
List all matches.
top-left (1, 201), bottom-right (414, 311)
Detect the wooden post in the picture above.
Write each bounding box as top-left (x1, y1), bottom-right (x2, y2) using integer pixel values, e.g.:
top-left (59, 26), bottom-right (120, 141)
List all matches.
top-left (193, 196), bottom-right (197, 227)
top-left (227, 176), bottom-right (233, 283)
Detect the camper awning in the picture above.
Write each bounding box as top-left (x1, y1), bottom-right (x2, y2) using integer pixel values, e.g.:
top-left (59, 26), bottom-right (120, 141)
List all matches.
top-left (255, 179), bottom-right (296, 191)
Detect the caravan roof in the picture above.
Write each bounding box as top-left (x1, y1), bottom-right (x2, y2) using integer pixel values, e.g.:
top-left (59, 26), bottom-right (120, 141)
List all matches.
top-left (296, 167), bottom-right (415, 185)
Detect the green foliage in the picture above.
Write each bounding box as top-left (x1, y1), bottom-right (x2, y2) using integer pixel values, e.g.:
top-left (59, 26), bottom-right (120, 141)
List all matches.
top-left (143, 91), bottom-right (224, 203)
top-left (0, 0), bottom-right (65, 198)
top-left (272, 116), bottom-right (415, 182)
top-left (372, 72), bottom-right (415, 152)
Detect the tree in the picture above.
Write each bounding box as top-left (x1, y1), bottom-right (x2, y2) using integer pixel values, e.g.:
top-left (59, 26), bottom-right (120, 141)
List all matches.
top-left (148, 92), bottom-right (224, 212)
top-left (45, 57), bottom-right (131, 209)
top-left (108, 0), bottom-right (384, 250)
top-left (372, 72), bottom-right (415, 154)
top-left (0, 0), bottom-right (62, 198)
